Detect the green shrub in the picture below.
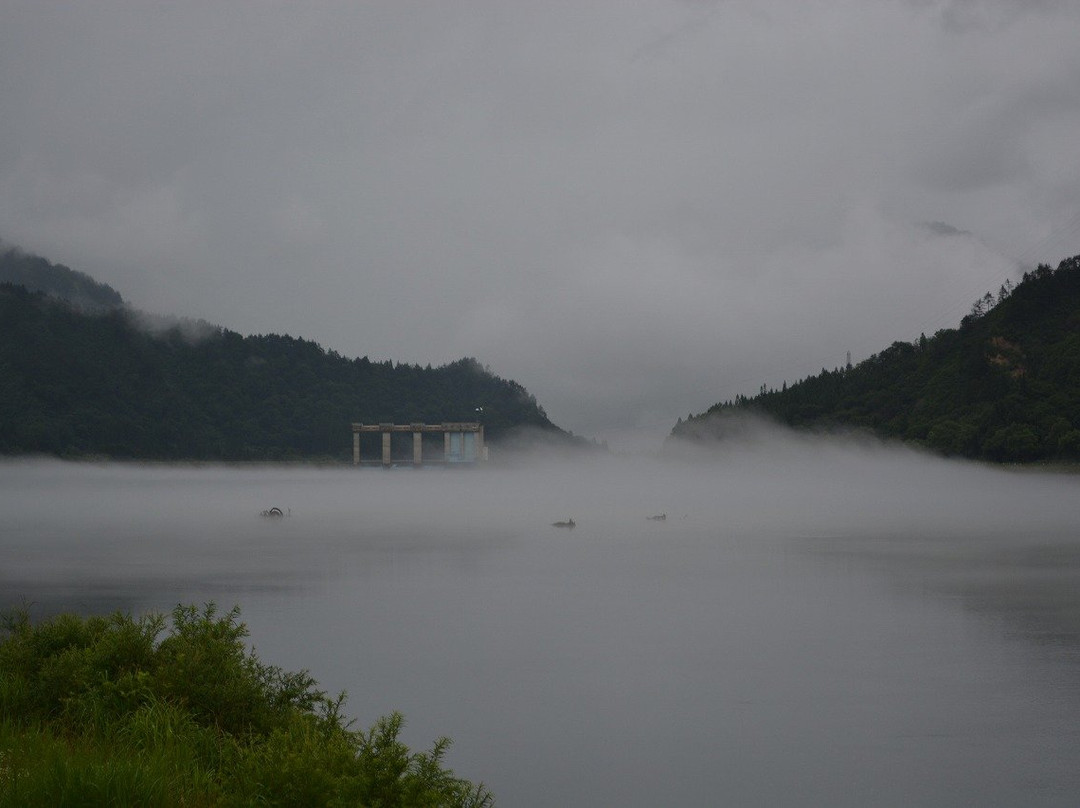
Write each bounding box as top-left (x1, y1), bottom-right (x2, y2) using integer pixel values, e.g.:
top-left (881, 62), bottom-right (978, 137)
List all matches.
top-left (0, 722), bottom-right (196, 808)
top-left (0, 603), bottom-right (493, 807)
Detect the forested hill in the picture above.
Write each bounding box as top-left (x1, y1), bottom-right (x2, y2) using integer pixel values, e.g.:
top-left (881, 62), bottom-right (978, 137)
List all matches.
top-left (672, 254), bottom-right (1080, 463)
top-left (0, 245), bottom-right (123, 310)
top-left (0, 282), bottom-right (570, 460)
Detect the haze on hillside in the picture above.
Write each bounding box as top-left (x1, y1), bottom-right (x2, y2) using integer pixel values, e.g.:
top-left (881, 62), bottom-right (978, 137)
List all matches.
top-left (3, 2), bottom-right (1080, 448)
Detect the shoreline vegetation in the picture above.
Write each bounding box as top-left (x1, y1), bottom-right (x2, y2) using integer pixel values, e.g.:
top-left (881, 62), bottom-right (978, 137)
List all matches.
top-left (0, 603), bottom-right (493, 807)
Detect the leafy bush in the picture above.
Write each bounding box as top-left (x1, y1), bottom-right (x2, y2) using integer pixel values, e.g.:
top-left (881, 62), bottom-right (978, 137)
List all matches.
top-left (0, 604), bottom-right (493, 807)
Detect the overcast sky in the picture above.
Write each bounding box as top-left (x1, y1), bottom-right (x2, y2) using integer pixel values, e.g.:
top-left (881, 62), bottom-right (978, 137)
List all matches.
top-left (3, 1), bottom-right (1080, 448)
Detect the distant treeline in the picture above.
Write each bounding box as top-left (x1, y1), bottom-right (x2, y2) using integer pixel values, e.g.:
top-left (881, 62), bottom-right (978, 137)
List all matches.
top-left (0, 282), bottom-right (570, 460)
top-left (0, 245), bottom-right (123, 310)
top-left (673, 255), bottom-right (1080, 463)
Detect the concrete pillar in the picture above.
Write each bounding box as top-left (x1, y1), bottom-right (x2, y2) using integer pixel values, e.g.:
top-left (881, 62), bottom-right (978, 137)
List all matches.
top-left (353, 431), bottom-right (360, 465)
top-left (413, 430), bottom-right (423, 466)
top-left (478, 425), bottom-right (485, 461)
top-left (444, 430), bottom-right (451, 461)
top-left (382, 431), bottom-right (391, 466)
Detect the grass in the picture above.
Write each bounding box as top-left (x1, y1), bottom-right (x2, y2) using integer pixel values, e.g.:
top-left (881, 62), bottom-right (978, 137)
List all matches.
top-left (0, 603), bottom-right (492, 807)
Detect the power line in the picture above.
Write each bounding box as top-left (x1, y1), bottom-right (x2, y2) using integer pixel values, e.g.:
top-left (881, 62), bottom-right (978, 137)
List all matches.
top-left (1011, 209), bottom-right (1080, 268)
top-left (913, 209), bottom-right (1080, 338)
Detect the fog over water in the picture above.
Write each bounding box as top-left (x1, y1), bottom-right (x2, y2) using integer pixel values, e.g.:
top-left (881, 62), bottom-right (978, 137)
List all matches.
top-left (4, 435), bottom-right (1080, 805)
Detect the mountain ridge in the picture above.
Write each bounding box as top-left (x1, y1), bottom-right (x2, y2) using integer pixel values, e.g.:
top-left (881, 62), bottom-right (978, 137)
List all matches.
top-left (0, 245), bottom-right (579, 460)
top-left (0, 244), bottom-right (123, 311)
top-left (672, 254), bottom-right (1080, 463)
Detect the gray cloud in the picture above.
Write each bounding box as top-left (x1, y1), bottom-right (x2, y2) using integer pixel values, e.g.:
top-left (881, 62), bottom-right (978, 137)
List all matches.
top-left (2, 0), bottom-right (1079, 447)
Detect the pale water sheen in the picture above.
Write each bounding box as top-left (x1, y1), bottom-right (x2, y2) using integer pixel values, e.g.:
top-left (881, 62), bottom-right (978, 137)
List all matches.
top-left (3, 443), bottom-right (1080, 806)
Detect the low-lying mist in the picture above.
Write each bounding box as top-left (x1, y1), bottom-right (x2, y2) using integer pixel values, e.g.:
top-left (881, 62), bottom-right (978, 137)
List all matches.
top-left (4, 426), bottom-right (1079, 610)
top-left (5, 424), bottom-right (1080, 635)
top-left (5, 428), bottom-right (1080, 806)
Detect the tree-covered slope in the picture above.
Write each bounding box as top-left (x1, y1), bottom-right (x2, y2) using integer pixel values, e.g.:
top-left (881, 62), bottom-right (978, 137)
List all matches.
top-left (672, 255), bottom-right (1080, 462)
top-left (0, 244), bottom-right (123, 310)
top-left (0, 282), bottom-right (567, 460)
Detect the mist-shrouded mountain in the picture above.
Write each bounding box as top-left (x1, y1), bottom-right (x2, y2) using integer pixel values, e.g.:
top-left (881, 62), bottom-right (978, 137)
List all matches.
top-left (0, 246), bottom-right (578, 460)
top-left (0, 244), bottom-right (123, 311)
top-left (672, 255), bottom-right (1080, 464)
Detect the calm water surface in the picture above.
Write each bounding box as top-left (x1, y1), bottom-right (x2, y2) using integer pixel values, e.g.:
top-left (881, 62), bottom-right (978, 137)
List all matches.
top-left (3, 445), bottom-right (1080, 806)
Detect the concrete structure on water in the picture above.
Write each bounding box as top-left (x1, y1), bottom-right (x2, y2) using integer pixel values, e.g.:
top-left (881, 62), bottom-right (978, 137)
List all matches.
top-left (352, 422), bottom-right (486, 466)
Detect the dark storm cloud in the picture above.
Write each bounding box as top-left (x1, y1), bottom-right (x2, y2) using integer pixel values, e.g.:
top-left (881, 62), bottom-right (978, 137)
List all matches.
top-left (2, 1), bottom-right (1079, 446)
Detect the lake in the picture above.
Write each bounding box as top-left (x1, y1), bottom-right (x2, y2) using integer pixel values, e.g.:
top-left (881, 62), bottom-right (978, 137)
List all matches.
top-left (3, 437), bottom-right (1080, 806)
